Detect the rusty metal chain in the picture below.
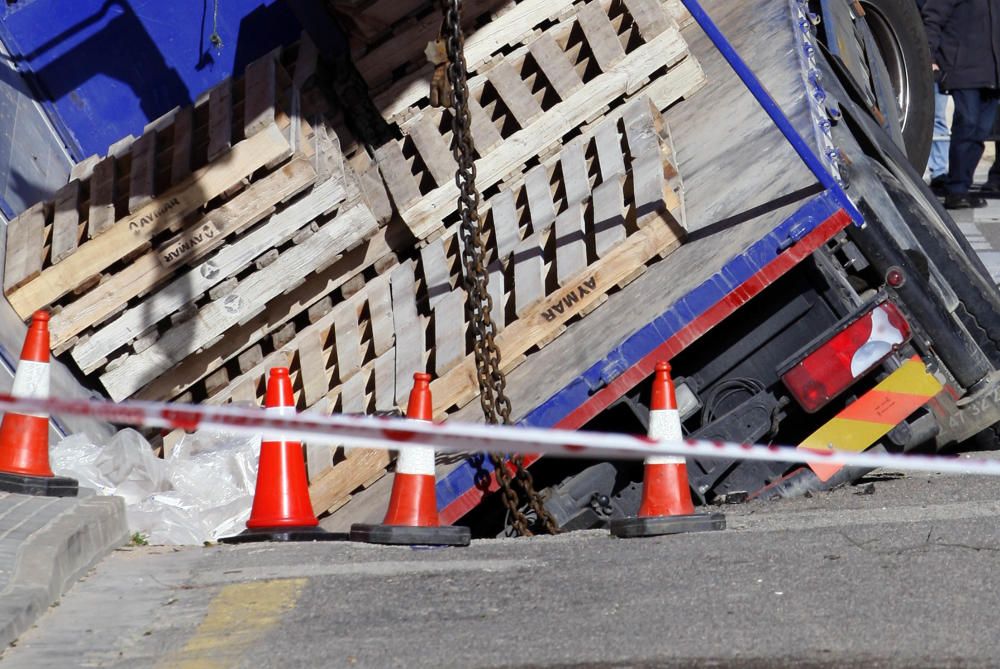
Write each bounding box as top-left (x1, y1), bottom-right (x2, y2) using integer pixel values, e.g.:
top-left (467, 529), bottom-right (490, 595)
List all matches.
top-left (439, 0), bottom-right (560, 536)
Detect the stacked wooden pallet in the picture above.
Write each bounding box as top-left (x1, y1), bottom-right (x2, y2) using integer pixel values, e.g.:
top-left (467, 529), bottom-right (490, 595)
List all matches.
top-left (1, 0), bottom-right (702, 519)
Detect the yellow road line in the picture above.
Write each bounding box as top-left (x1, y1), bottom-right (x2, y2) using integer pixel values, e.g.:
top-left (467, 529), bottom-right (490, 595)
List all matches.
top-left (157, 578), bottom-right (307, 669)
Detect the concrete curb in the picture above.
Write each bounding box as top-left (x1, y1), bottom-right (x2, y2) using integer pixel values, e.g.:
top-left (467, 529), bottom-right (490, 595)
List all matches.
top-left (0, 494), bottom-right (129, 648)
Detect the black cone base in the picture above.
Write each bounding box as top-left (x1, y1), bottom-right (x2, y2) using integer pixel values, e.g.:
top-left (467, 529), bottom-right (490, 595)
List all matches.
top-left (0, 471), bottom-right (78, 497)
top-left (610, 512), bottom-right (726, 538)
top-left (218, 525), bottom-right (344, 544)
top-left (350, 523), bottom-right (471, 546)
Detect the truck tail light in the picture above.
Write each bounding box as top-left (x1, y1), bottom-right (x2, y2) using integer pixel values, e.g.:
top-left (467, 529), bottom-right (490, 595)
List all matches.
top-left (781, 302), bottom-right (910, 413)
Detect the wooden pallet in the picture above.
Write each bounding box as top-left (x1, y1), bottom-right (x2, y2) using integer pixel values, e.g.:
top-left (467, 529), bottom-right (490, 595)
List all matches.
top-left (98, 1), bottom-right (700, 411)
top-left (169, 95), bottom-right (683, 515)
top-left (3, 49), bottom-right (306, 322)
top-left (309, 96), bottom-right (685, 514)
top-left (366, 0), bottom-right (702, 242)
top-left (2, 1), bottom-right (701, 520)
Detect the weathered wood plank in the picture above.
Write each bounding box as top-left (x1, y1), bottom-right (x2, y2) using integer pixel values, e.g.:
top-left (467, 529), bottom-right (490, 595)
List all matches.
top-left (528, 33), bottom-right (584, 100)
top-left (207, 80), bottom-right (233, 162)
top-left (555, 201), bottom-right (587, 285)
top-left (406, 113), bottom-right (456, 188)
top-left (560, 138), bottom-right (590, 205)
top-left (467, 95), bottom-right (504, 155)
top-left (133, 215), bottom-right (401, 403)
top-left (3, 202), bottom-right (45, 294)
top-left (88, 156), bottom-right (116, 237)
top-left (594, 115), bottom-right (626, 179)
top-left (128, 132), bottom-right (156, 213)
top-left (309, 446), bottom-right (391, 517)
top-left (50, 181), bottom-right (80, 265)
top-left (524, 165), bottom-right (556, 232)
top-left (293, 33), bottom-right (319, 90)
top-left (171, 106), bottom-right (194, 184)
top-left (490, 189), bottom-right (521, 259)
top-left (356, 0), bottom-right (575, 88)
top-left (243, 52), bottom-right (277, 138)
top-left (487, 260), bottom-right (506, 331)
top-left (401, 27), bottom-right (689, 240)
top-left (487, 60), bottom-right (543, 128)
top-left (592, 174), bottom-right (627, 258)
top-left (297, 329), bottom-right (329, 407)
top-left (374, 141), bottom-right (421, 212)
top-left (513, 235), bottom-right (545, 316)
top-left (373, 348), bottom-right (396, 412)
top-left (576, 1), bottom-right (626, 71)
top-left (334, 305), bottom-right (364, 382)
top-left (433, 290), bottom-right (465, 376)
top-left (622, 0), bottom-right (672, 40)
top-left (55, 159), bottom-right (319, 354)
top-left (99, 194), bottom-right (377, 401)
top-left (420, 239), bottom-right (451, 309)
top-left (340, 371), bottom-right (368, 414)
top-left (430, 213), bottom-right (684, 416)
top-left (367, 277), bottom-right (395, 357)
top-left (70, 155), bottom-right (100, 182)
top-left (358, 160), bottom-right (394, 224)
top-left (622, 96), bottom-right (662, 161)
top-left (6, 125), bottom-right (292, 320)
top-left (390, 262), bottom-right (422, 405)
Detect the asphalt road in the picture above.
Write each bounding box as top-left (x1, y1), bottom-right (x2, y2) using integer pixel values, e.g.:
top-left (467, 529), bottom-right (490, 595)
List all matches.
top-left (2, 462), bottom-right (1000, 669)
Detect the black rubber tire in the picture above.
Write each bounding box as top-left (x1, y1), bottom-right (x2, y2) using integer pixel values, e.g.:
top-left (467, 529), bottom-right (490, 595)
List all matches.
top-left (873, 163), bottom-right (1000, 450)
top-left (873, 163), bottom-right (1000, 368)
top-left (859, 0), bottom-right (935, 171)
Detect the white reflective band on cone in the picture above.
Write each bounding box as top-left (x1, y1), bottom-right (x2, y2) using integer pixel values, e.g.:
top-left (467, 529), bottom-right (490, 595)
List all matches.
top-left (4, 392), bottom-right (1000, 477)
top-left (11, 360), bottom-right (49, 418)
top-left (266, 405), bottom-right (295, 417)
top-left (646, 409), bottom-right (685, 465)
top-left (12, 360), bottom-right (49, 399)
top-left (396, 446), bottom-right (435, 476)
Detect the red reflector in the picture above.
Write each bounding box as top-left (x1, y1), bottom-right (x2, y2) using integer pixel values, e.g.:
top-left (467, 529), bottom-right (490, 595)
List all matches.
top-left (781, 302), bottom-right (910, 412)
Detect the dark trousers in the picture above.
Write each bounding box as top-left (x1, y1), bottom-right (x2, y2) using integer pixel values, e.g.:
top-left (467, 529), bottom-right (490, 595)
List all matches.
top-left (947, 88), bottom-right (1000, 194)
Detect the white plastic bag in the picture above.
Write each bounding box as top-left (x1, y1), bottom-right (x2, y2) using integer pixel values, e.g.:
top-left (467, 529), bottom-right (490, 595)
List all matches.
top-left (51, 428), bottom-right (260, 545)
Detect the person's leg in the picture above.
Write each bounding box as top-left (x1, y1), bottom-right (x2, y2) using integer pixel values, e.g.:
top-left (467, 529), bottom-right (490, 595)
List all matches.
top-left (988, 141), bottom-right (1000, 188)
top-left (928, 83), bottom-right (950, 182)
top-left (985, 107), bottom-right (1000, 189)
top-left (947, 89), bottom-right (987, 195)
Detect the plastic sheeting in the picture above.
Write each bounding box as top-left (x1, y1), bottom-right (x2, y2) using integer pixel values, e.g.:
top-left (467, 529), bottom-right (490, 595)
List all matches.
top-left (50, 428), bottom-right (260, 545)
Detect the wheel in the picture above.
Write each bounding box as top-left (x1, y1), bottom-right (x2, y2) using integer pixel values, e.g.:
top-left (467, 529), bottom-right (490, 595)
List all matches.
top-left (873, 162), bottom-right (1000, 367)
top-left (873, 162), bottom-right (1000, 450)
top-left (859, 0), bottom-right (935, 171)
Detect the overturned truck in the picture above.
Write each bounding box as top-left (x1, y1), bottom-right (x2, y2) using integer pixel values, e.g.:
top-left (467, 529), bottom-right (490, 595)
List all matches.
top-left (4, 0), bottom-right (1000, 536)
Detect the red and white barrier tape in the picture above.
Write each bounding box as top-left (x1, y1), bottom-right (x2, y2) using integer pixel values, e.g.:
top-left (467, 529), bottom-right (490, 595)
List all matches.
top-left (3, 392), bottom-right (1000, 476)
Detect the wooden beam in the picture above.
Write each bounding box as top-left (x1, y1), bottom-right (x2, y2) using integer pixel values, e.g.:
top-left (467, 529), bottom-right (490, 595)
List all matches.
top-left (6, 124), bottom-right (291, 319)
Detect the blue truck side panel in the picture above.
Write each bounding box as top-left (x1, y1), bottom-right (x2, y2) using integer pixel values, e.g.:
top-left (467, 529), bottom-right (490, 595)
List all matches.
top-left (0, 0), bottom-right (302, 159)
top-left (435, 191), bottom-right (844, 512)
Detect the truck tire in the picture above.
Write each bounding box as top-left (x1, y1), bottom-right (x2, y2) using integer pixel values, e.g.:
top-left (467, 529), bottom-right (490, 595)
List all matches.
top-left (874, 163), bottom-right (1000, 368)
top-left (874, 163), bottom-right (1000, 449)
top-left (859, 0), bottom-right (934, 171)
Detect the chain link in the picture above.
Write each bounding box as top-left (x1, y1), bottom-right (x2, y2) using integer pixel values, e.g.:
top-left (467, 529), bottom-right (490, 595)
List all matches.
top-left (439, 0), bottom-right (560, 536)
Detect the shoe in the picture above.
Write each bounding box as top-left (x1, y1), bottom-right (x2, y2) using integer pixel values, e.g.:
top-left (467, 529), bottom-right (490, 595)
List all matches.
top-left (929, 175), bottom-right (947, 196)
top-left (977, 180), bottom-right (1000, 194)
top-left (944, 193), bottom-right (988, 209)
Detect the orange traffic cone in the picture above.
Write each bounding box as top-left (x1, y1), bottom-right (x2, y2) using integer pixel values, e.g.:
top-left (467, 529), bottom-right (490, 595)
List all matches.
top-left (351, 372), bottom-right (470, 546)
top-left (610, 362), bottom-right (725, 538)
top-left (220, 367), bottom-right (337, 543)
top-left (0, 311), bottom-right (77, 497)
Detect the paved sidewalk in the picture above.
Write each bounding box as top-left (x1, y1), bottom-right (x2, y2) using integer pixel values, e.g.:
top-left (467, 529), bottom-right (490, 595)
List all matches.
top-left (0, 491), bottom-right (128, 649)
top-left (944, 156), bottom-right (1000, 282)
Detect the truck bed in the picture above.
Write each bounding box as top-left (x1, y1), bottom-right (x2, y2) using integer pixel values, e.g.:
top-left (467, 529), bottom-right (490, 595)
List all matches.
top-left (324, 0), bottom-right (847, 529)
